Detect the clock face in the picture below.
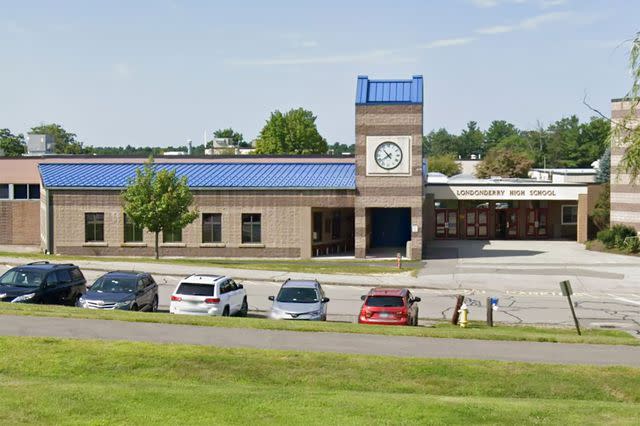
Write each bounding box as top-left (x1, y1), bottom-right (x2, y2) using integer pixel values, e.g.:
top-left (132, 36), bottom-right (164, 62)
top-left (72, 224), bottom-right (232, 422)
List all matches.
top-left (374, 141), bottom-right (403, 170)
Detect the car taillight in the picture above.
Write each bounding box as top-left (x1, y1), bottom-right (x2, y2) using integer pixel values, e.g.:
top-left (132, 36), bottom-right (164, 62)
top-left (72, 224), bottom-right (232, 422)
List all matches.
top-left (363, 309), bottom-right (372, 318)
top-left (395, 310), bottom-right (407, 318)
top-left (170, 295), bottom-right (182, 302)
top-left (204, 298), bottom-right (220, 304)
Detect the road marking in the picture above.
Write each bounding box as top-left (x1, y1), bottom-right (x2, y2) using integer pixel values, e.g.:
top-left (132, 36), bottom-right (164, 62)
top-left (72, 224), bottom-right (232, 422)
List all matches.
top-left (608, 293), bottom-right (640, 306)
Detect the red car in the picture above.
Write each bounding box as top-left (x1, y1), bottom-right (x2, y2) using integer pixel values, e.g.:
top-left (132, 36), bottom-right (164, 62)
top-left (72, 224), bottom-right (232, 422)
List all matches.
top-left (358, 288), bottom-right (421, 326)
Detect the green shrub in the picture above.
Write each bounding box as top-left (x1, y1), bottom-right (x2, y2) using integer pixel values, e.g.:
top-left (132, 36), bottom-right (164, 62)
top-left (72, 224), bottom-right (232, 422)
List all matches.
top-left (597, 225), bottom-right (638, 249)
top-left (624, 236), bottom-right (640, 254)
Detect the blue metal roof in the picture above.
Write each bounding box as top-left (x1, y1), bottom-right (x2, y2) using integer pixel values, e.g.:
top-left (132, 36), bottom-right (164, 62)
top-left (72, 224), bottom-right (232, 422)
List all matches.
top-left (38, 162), bottom-right (356, 190)
top-left (356, 75), bottom-right (423, 105)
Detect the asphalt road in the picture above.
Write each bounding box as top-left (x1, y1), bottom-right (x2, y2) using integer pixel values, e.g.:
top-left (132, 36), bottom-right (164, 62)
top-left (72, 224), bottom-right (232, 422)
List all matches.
top-left (1, 264), bottom-right (640, 335)
top-left (1, 315), bottom-right (639, 367)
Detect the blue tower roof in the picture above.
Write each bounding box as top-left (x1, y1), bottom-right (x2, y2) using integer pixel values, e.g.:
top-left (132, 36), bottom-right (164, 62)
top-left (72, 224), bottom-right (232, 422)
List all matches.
top-left (355, 75), bottom-right (423, 105)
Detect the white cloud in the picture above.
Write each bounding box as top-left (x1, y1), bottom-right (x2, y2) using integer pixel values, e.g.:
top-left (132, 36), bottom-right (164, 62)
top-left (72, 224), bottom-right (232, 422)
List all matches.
top-left (470, 0), bottom-right (527, 7)
top-left (292, 40), bottom-right (319, 48)
top-left (476, 25), bottom-right (516, 34)
top-left (225, 49), bottom-right (414, 66)
top-left (540, 0), bottom-right (567, 8)
top-left (420, 37), bottom-right (476, 49)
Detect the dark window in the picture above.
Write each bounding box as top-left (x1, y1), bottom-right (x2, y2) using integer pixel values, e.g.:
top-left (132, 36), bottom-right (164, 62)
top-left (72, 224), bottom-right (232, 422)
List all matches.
top-left (220, 280), bottom-right (232, 294)
top-left (276, 287), bottom-right (319, 303)
top-left (163, 227), bottom-right (182, 243)
top-left (124, 214), bottom-right (143, 242)
top-left (562, 205), bottom-right (578, 225)
top-left (242, 214), bottom-right (261, 243)
top-left (365, 296), bottom-right (405, 307)
top-left (56, 270), bottom-right (72, 284)
top-left (332, 211), bottom-right (341, 240)
top-left (13, 184), bottom-right (27, 199)
top-left (70, 268), bottom-right (84, 281)
top-left (85, 213), bottom-right (104, 242)
top-left (175, 283), bottom-right (214, 296)
top-left (28, 184), bottom-right (40, 199)
top-left (202, 213), bottom-right (222, 243)
top-left (0, 184), bottom-right (8, 199)
top-left (313, 212), bottom-right (322, 242)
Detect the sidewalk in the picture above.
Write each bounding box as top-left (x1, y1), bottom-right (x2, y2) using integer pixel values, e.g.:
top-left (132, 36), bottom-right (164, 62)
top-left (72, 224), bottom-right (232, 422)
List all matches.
top-left (2, 314), bottom-right (639, 367)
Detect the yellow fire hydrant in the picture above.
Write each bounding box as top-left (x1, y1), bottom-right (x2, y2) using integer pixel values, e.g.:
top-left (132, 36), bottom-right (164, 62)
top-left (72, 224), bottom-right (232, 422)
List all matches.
top-left (458, 303), bottom-right (469, 328)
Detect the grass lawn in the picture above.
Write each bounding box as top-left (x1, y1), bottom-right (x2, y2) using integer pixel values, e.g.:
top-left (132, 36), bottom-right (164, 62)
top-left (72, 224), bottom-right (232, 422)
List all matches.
top-left (0, 250), bottom-right (421, 276)
top-left (0, 336), bottom-right (639, 424)
top-left (1, 303), bottom-right (637, 346)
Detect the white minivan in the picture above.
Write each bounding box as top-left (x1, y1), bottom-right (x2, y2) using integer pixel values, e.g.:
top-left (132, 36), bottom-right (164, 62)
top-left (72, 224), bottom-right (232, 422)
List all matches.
top-left (169, 274), bottom-right (248, 317)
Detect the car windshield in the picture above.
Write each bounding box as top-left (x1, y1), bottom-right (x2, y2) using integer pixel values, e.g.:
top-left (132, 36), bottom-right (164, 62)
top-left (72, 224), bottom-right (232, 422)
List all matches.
top-left (365, 296), bottom-right (405, 307)
top-left (176, 283), bottom-right (215, 296)
top-left (277, 287), bottom-right (319, 303)
top-left (91, 277), bottom-right (136, 293)
top-left (0, 269), bottom-right (45, 288)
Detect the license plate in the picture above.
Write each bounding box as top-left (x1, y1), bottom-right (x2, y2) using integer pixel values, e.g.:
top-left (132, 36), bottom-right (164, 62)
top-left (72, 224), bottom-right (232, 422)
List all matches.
top-left (379, 313), bottom-right (392, 318)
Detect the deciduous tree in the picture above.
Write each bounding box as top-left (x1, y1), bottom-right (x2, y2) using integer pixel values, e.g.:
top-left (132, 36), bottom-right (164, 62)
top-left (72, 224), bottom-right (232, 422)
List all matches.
top-left (255, 108), bottom-right (327, 154)
top-left (0, 129), bottom-right (26, 156)
top-left (476, 148), bottom-right (534, 178)
top-left (30, 123), bottom-right (87, 154)
top-left (122, 158), bottom-right (198, 259)
top-left (427, 154), bottom-right (462, 176)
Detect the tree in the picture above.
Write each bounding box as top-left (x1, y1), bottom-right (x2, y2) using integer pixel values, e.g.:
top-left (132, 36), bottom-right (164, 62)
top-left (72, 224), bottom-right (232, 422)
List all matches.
top-left (596, 147), bottom-right (611, 183)
top-left (546, 116), bottom-right (581, 168)
top-left (484, 120), bottom-right (519, 152)
top-left (616, 31), bottom-right (640, 182)
top-left (495, 134), bottom-right (535, 157)
top-left (30, 123), bottom-right (87, 154)
top-left (122, 158), bottom-right (198, 259)
top-left (255, 108), bottom-right (327, 154)
top-left (590, 183), bottom-right (610, 231)
top-left (427, 154), bottom-right (462, 176)
top-left (476, 148), bottom-right (534, 178)
top-left (578, 117), bottom-right (610, 167)
top-left (456, 121), bottom-right (484, 158)
top-left (0, 129), bottom-right (26, 156)
top-left (422, 128), bottom-right (458, 156)
top-left (327, 142), bottom-right (354, 155)
top-left (213, 128), bottom-right (248, 148)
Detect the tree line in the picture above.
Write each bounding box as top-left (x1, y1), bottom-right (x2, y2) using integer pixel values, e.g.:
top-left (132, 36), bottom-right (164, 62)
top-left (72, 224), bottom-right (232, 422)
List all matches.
top-left (424, 116), bottom-right (610, 177)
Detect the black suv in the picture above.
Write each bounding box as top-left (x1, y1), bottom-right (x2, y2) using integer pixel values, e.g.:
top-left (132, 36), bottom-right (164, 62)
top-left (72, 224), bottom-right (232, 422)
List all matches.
top-left (78, 271), bottom-right (158, 312)
top-left (0, 261), bottom-right (86, 305)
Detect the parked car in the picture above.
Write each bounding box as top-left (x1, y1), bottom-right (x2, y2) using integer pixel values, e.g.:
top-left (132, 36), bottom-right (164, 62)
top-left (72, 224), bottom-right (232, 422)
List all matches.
top-left (358, 288), bottom-right (420, 326)
top-left (78, 271), bottom-right (158, 311)
top-left (169, 274), bottom-right (247, 317)
top-left (268, 279), bottom-right (329, 321)
top-left (0, 261), bottom-right (86, 305)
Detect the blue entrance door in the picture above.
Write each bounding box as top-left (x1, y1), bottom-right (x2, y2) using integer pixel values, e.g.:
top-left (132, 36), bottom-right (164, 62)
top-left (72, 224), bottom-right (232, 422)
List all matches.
top-left (371, 208), bottom-right (411, 247)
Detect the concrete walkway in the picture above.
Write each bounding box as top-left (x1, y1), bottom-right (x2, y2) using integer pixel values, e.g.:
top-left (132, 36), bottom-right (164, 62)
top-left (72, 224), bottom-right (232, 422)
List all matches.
top-left (1, 315), bottom-right (639, 367)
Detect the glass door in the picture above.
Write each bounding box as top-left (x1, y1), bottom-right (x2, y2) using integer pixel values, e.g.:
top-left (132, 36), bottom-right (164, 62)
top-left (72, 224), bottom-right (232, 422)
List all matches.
top-left (478, 209), bottom-right (488, 237)
top-left (507, 209), bottom-right (518, 238)
top-left (435, 209), bottom-right (458, 239)
top-left (466, 210), bottom-right (477, 238)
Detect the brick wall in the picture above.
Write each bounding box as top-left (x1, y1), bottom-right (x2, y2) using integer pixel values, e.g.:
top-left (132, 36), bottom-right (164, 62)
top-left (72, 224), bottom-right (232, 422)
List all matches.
top-left (354, 104), bottom-right (424, 259)
top-left (0, 201), bottom-right (40, 245)
top-left (610, 99), bottom-right (640, 232)
top-left (49, 189), bottom-right (354, 258)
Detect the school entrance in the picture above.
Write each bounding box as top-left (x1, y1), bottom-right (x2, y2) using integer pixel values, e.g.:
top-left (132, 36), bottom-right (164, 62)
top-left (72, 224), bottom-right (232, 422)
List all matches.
top-left (368, 207), bottom-right (411, 256)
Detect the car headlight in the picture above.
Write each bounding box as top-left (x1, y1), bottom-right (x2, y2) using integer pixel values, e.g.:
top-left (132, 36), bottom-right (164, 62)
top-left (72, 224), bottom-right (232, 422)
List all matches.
top-left (269, 307), bottom-right (286, 318)
top-left (77, 296), bottom-right (86, 307)
top-left (11, 293), bottom-right (35, 303)
top-left (114, 300), bottom-right (133, 308)
top-left (0, 293), bottom-right (6, 299)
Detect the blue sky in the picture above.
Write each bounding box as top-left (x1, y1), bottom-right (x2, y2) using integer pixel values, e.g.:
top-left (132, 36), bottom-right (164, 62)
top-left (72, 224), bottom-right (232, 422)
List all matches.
top-left (1, 0), bottom-right (638, 148)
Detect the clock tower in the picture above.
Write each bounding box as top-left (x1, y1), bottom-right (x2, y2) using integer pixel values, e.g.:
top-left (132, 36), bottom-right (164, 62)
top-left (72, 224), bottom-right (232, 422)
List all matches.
top-left (354, 75), bottom-right (424, 260)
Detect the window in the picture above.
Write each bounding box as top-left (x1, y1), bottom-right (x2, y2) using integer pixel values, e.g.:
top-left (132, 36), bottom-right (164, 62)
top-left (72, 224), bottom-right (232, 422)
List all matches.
top-left (175, 282), bottom-right (214, 296)
top-left (0, 184), bottom-right (8, 199)
top-left (13, 184), bottom-right (27, 200)
top-left (56, 270), bottom-right (72, 284)
top-left (124, 214), bottom-right (143, 243)
top-left (202, 213), bottom-right (222, 243)
top-left (28, 184), bottom-right (40, 199)
top-left (242, 214), bottom-right (261, 243)
top-left (562, 205), bottom-right (578, 225)
top-left (163, 227), bottom-right (182, 243)
top-left (313, 212), bottom-right (322, 242)
top-left (85, 213), bottom-right (104, 242)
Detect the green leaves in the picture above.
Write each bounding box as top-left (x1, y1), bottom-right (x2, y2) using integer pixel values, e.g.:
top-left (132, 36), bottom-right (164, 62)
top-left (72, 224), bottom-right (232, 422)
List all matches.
top-left (122, 158), bottom-right (198, 258)
top-left (255, 108), bottom-right (328, 154)
top-left (30, 123), bottom-right (87, 154)
top-left (476, 148), bottom-right (534, 178)
top-left (427, 154), bottom-right (462, 176)
top-left (0, 129), bottom-right (26, 156)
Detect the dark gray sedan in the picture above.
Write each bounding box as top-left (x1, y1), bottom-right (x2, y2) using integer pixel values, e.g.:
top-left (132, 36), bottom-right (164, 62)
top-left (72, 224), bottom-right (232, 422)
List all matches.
top-left (78, 271), bottom-right (158, 312)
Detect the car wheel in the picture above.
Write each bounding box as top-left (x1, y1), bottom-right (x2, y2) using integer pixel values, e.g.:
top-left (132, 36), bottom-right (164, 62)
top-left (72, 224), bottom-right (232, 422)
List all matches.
top-left (74, 294), bottom-right (82, 307)
top-left (131, 304), bottom-right (138, 312)
top-left (239, 298), bottom-right (248, 317)
top-left (222, 306), bottom-right (230, 317)
top-left (151, 296), bottom-right (158, 313)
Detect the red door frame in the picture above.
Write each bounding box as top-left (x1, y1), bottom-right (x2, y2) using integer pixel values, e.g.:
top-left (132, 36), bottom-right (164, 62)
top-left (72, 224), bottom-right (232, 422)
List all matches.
top-left (435, 209), bottom-right (458, 239)
top-left (526, 208), bottom-right (549, 238)
top-left (505, 208), bottom-right (519, 239)
top-left (465, 209), bottom-right (489, 239)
